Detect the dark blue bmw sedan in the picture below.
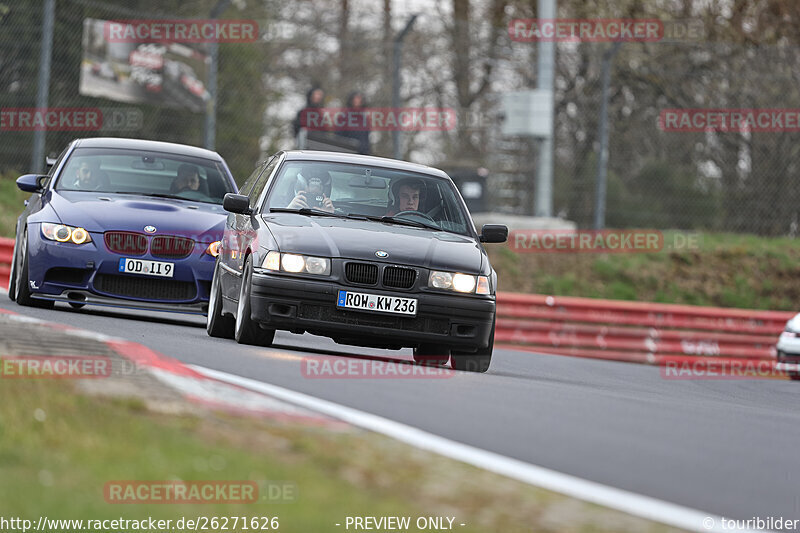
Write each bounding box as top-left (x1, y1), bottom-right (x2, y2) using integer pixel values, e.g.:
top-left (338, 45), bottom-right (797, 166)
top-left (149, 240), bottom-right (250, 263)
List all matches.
top-left (7, 137), bottom-right (238, 315)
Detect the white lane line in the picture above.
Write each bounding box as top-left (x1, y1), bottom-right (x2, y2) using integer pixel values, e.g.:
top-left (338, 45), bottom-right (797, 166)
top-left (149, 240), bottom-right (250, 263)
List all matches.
top-left (190, 364), bottom-right (759, 533)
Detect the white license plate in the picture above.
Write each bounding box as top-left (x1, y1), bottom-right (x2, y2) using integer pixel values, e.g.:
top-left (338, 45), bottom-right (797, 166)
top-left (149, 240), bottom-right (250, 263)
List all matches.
top-left (336, 290), bottom-right (417, 316)
top-left (118, 258), bottom-right (174, 278)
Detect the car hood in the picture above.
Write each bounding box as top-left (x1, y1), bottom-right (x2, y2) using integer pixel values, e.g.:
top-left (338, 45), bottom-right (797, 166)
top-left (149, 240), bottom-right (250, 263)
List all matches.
top-left (49, 191), bottom-right (228, 239)
top-left (261, 213), bottom-right (484, 273)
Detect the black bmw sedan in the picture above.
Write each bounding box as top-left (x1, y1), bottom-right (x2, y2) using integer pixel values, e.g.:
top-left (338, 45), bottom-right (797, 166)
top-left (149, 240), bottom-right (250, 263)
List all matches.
top-left (207, 150), bottom-right (508, 372)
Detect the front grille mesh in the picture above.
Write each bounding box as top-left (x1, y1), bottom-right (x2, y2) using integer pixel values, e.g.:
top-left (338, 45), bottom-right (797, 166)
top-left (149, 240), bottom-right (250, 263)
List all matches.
top-left (94, 274), bottom-right (196, 301)
top-left (44, 267), bottom-right (87, 285)
top-left (383, 266), bottom-right (416, 289)
top-left (104, 232), bottom-right (147, 255)
top-left (150, 235), bottom-right (195, 259)
top-left (345, 262), bottom-right (378, 285)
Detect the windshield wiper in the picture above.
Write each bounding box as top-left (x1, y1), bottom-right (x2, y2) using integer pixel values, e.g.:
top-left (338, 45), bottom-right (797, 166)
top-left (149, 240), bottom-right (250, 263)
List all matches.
top-left (140, 193), bottom-right (188, 201)
top-left (374, 215), bottom-right (439, 231)
top-left (269, 207), bottom-right (343, 217)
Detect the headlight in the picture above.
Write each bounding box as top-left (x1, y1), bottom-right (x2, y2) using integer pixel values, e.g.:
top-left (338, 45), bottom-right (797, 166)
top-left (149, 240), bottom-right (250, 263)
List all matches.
top-left (205, 241), bottom-right (222, 257)
top-left (41, 223), bottom-right (92, 245)
top-left (429, 271), bottom-right (491, 295)
top-left (281, 253), bottom-right (305, 273)
top-left (261, 251), bottom-right (330, 276)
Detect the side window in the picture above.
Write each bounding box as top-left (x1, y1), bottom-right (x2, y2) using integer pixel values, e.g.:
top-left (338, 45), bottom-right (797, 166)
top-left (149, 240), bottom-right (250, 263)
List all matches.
top-left (47, 147), bottom-right (69, 177)
top-left (249, 157), bottom-right (279, 209)
top-left (238, 160), bottom-right (268, 198)
top-left (45, 146), bottom-right (70, 189)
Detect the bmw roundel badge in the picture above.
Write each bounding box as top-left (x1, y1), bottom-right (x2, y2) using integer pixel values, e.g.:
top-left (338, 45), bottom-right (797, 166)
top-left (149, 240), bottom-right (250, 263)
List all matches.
top-left (375, 250), bottom-right (388, 258)
top-left (144, 225), bottom-right (157, 233)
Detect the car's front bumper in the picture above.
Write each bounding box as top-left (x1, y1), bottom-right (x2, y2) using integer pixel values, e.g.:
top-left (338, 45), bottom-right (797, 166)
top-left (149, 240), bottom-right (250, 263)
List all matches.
top-left (248, 271), bottom-right (495, 350)
top-left (777, 333), bottom-right (800, 357)
top-left (26, 227), bottom-right (216, 311)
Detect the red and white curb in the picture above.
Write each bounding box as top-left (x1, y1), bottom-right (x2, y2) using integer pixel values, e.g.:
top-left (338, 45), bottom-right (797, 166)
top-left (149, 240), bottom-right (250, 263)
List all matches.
top-left (0, 307), bottom-right (337, 426)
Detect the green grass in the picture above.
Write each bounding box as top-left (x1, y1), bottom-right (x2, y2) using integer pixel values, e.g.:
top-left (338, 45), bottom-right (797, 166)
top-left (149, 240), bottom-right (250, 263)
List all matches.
top-left (0, 380), bottom-right (680, 533)
top-left (489, 229), bottom-right (800, 310)
top-left (0, 171), bottom-right (27, 238)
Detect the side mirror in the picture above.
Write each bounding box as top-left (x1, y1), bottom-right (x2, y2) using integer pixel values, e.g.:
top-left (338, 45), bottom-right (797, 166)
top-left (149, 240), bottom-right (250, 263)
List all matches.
top-left (223, 193), bottom-right (252, 215)
top-left (17, 174), bottom-right (48, 193)
top-left (479, 224), bottom-right (508, 243)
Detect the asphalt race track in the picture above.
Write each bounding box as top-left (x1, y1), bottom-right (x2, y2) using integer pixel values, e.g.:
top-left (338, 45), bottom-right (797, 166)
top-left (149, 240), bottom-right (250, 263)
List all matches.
top-left (5, 296), bottom-right (800, 524)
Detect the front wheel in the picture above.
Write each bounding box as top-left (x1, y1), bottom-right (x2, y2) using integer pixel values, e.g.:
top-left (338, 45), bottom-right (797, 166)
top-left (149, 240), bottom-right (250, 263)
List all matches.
top-left (234, 256), bottom-right (275, 346)
top-left (15, 230), bottom-right (53, 309)
top-left (450, 317), bottom-right (494, 373)
top-left (207, 260), bottom-right (235, 339)
top-left (7, 230), bottom-right (19, 301)
top-left (778, 351), bottom-right (800, 381)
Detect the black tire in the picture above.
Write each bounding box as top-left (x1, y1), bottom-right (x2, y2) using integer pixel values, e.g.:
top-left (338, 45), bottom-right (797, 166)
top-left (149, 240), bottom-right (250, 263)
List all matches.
top-left (778, 351), bottom-right (800, 380)
top-left (234, 256), bottom-right (275, 346)
top-left (15, 230), bottom-right (54, 309)
top-left (451, 317), bottom-right (495, 373)
top-left (413, 344), bottom-right (450, 366)
top-left (207, 260), bottom-right (235, 339)
top-left (7, 231), bottom-right (18, 302)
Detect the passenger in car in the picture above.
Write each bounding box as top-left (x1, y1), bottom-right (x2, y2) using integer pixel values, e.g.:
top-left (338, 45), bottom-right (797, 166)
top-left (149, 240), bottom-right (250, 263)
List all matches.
top-left (287, 166), bottom-right (335, 213)
top-left (172, 164), bottom-right (201, 193)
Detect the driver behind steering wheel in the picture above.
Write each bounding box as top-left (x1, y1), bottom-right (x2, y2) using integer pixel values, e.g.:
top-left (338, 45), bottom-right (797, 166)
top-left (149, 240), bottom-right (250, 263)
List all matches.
top-left (387, 177), bottom-right (426, 216)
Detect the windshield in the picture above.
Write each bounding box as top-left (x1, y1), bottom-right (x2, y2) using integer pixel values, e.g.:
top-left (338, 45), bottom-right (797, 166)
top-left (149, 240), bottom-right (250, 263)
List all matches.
top-left (264, 161), bottom-right (474, 236)
top-left (55, 147), bottom-right (235, 204)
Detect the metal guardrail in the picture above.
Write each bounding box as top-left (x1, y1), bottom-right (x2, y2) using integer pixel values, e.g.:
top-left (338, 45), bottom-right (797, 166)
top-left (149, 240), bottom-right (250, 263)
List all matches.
top-left (495, 292), bottom-right (792, 363)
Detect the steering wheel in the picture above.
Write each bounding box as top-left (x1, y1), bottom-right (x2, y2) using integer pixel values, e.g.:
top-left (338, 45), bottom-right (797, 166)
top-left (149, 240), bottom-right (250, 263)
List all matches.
top-left (393, 210), bottom-right (438, 224)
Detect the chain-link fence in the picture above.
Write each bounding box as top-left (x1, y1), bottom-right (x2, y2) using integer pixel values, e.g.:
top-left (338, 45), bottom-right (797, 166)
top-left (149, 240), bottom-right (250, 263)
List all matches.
top-left (0, 0), bottom-right (266, 182)
top-left (2, 1), bottom-right (800, 236)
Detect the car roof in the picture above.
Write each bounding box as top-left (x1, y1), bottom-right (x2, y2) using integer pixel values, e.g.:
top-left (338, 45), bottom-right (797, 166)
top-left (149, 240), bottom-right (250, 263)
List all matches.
top-left (282, 150), bottom-right (450, 179)
top-left (72, 137), bottom-right (223, 161)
